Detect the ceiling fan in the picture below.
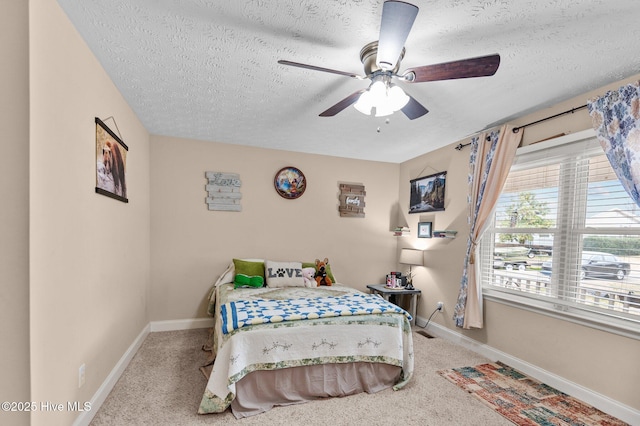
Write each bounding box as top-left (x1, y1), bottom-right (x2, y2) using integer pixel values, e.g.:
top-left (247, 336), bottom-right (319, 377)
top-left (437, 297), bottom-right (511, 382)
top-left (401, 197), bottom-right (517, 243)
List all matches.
top-left (278, 0), bottom-right (500, 120)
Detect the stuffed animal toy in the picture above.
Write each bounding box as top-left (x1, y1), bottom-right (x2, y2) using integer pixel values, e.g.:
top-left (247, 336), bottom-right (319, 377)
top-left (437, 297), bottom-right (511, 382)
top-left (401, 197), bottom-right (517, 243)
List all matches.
top-left (301, 267), bottom-right (317, 288)
top-left (315, 258), bottom-right (333, 286)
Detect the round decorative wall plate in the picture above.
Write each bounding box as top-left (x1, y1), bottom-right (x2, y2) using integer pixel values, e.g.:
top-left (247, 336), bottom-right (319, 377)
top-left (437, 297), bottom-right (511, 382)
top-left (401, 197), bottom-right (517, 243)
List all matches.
top-left (274, 166), bottom-right (306, 199)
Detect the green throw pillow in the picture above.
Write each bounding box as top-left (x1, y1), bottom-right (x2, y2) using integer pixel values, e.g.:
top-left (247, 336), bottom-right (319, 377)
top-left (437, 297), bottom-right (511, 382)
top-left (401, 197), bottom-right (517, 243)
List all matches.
top-left (302, 261), bottom-right (336, 283)
top-left (233, 274), bottom-right (264, 288)
top-left (233, 259), bottom-right (265, 288)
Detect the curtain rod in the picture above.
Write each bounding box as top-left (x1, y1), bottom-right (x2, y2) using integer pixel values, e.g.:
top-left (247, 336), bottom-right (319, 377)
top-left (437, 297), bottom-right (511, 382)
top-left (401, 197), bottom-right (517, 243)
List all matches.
top-left (455, 103), bottom-right (589, 150)
top-left (454, 135), bottom-right (490, 151)
top-left (512, 104), bottom-right (588, 133)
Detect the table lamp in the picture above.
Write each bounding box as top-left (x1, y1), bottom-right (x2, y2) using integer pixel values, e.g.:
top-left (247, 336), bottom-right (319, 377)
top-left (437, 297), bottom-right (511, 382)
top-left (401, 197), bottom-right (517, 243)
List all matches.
top-left (399, 248), bottom-right (423, 290)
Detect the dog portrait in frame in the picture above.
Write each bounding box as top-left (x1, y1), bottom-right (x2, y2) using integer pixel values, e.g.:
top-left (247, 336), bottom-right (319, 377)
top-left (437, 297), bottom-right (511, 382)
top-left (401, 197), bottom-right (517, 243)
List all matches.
top-left (95, 117), bottom-right (128, 203)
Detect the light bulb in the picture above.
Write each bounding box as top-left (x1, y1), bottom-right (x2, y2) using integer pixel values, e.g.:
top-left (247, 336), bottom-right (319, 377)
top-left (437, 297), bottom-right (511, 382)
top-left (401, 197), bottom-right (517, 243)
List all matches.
top-left (388, 85), bottom-right (410, 111)
top-left (354, 90), bottom-right (373, 115)
top-left (369, 80), bottom-right (387, 106)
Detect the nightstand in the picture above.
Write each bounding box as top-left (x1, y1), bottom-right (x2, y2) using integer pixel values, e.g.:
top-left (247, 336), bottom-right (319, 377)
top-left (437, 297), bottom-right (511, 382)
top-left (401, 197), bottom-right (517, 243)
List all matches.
top-left (366, 284), bottom-right (421, 326)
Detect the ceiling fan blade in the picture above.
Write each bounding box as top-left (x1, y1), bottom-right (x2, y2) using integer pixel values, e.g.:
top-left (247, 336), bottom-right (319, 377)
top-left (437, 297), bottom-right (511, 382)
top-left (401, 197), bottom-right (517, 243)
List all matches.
top-left (319, 89), bottom-right (367, 117)
top-left (278, 60), bottom-right (364, 79)
top-left (377, 1), bottom-right (419, 71)
top-left (401, 95), bottom-right (429, 120)
top-left (402, 54), bottom-right (500, 83)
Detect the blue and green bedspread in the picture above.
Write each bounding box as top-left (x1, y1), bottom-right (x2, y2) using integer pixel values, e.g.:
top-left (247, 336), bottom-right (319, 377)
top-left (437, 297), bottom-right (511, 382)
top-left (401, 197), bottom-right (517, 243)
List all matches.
top-left (220, 292), bottom-right (411, 334)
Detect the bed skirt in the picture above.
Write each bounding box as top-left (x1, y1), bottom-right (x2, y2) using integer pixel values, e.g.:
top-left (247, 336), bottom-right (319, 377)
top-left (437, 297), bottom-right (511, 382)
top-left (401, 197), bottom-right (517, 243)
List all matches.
top-left (231, 362), bottom-right (401, 418)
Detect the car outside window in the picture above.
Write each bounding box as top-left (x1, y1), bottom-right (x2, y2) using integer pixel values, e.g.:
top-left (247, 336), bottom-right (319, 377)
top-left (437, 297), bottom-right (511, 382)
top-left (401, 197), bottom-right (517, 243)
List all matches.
top-left (587, 254), bottom-right (602, 263)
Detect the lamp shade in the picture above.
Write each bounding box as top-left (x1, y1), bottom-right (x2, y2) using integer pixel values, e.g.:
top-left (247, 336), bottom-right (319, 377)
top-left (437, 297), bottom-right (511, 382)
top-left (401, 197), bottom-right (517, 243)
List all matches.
top-left (399, 248), bottom-right (423, 266)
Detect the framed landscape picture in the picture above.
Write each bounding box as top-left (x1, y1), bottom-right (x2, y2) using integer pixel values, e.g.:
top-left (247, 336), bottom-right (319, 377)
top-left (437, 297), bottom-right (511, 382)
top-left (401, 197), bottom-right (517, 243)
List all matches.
top-left (409, 171), bottom-right (446, 213)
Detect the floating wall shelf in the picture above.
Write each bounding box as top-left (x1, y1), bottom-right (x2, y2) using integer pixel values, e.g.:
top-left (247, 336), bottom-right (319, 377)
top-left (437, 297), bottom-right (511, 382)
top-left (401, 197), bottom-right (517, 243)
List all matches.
top-left (433, 230), bottom-right (457, 238)
top-left (393, 226), bottom-right (410, 236)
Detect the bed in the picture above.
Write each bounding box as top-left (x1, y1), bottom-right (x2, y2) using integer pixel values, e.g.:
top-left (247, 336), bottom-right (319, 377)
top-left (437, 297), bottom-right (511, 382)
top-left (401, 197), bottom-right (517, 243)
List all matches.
top-left (198, 259), bottom-right (414, 418)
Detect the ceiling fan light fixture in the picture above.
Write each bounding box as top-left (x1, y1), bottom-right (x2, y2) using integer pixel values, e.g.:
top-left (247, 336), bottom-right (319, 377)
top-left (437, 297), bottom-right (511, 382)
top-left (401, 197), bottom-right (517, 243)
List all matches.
top-left (353, 78), bottom-right (409, 117)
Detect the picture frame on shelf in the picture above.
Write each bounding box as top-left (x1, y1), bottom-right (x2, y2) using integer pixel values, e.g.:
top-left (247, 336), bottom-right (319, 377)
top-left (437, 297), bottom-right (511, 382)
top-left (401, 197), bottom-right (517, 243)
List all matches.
top-left (409, 171), bottom-right (446, 213)
top-left (417, 221), bottom-right (432, 238)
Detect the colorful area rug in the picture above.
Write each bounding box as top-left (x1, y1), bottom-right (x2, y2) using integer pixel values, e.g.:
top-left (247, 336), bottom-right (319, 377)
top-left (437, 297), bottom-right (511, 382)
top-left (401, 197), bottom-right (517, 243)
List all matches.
top-left (438, 362), bottom-right (627, 426)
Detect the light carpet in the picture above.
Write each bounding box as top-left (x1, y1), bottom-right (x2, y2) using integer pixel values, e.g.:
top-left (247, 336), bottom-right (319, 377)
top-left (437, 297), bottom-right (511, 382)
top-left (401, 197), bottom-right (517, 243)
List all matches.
top-left (87, 328), bottom-right (569, 425)
top-left (89, 328), bottom-right (509, 425)
top-left (439, 362), bottom-right (627, 426)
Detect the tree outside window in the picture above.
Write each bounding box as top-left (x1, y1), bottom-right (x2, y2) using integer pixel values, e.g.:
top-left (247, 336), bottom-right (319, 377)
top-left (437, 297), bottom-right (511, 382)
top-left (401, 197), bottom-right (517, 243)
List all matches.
top-left (499, 192), bottom-right (553, 246)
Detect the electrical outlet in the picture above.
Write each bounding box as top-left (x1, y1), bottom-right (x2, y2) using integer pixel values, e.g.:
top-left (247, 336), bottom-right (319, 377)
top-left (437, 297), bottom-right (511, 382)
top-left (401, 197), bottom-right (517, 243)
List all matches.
top-left (78, 364), bottom-right (86, 388)
top-left (437, 301), bottom-right (444, 311)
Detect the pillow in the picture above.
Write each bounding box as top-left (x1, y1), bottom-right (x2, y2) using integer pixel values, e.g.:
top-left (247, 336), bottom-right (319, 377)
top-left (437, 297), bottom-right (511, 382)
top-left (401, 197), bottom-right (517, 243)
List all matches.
top-left (302, 261), bottom-right (337, 283)
top-left (265, 260), bottom-right (305, 287)
top-left (233, 259), bottom-right (265, 288)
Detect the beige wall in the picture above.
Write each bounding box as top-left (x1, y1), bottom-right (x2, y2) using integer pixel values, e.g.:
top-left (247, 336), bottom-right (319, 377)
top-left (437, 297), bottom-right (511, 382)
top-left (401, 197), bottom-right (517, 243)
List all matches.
top-left (8, 0), bottom-right (637, 423)
top-left (400, 75), bottom-right (640, 411)
top-left (150, 136), bottom-right (400, 319)
top-left (29, 1), bottom-right (151, 425)
top-left (0, 1), bottom-right (30, 426)
top-left (397, 140), bottom-right (470, 315)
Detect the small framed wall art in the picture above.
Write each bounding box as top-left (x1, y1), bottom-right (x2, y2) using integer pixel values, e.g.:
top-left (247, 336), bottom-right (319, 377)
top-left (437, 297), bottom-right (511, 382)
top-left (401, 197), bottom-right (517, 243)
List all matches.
top-left (417, 221), bottom-right (432, 238)
top-left (338, 183), bottom-right (366, 218)
top-left (95, 117), bottom-right (128, 203)
top-left (274, 166), bottom-right (306, 199)
top-left (205, 171), bottom-right (242, 211)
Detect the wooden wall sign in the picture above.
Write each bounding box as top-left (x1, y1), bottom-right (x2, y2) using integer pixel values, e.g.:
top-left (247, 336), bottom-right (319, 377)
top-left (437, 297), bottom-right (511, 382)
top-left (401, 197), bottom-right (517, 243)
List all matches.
top-left (205, 171), bottom-right (242, 211)
top-left (338, 184), bottom-right (365, 218)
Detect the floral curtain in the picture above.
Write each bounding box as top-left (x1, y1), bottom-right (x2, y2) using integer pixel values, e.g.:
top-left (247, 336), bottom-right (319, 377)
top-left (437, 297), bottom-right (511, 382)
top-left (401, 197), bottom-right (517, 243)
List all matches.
top-left (453, 124), bottom-right (522, 329)
top-left (588, 80), bottom-right (640, 208)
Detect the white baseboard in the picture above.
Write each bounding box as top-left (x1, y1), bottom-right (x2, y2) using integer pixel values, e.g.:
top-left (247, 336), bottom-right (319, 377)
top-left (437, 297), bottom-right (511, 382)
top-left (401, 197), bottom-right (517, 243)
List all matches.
top-left (416, 315), bottom-right (640, 426)
top-left (72, 323), bottom-right (150, 426)
top-left (150, 317), bottom-right (214, 332)
top-left (73, 318), bottom-right (213, 426)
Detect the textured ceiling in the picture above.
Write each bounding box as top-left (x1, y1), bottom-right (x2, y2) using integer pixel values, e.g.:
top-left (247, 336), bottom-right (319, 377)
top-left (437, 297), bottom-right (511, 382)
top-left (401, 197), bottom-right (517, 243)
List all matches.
top-left (57, 0), bottom-right (640, 163)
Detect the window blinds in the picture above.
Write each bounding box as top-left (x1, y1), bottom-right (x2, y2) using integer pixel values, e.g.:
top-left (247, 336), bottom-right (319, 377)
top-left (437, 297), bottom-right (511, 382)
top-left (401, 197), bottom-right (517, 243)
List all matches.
top-left (480, 133), bottom-right (640, 326)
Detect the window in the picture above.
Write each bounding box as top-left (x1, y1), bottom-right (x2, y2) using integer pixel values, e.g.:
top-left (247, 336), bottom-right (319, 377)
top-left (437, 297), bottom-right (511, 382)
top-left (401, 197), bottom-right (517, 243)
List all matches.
top-left (479, 130), bottom-right (640, 338)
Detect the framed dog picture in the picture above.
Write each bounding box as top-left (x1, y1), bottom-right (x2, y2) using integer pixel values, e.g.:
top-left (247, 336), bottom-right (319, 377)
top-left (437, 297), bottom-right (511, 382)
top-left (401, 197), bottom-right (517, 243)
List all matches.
top-left (409, 171), bottom-right (446, 213)
top-left (95, 117), bottom-right (128, 203)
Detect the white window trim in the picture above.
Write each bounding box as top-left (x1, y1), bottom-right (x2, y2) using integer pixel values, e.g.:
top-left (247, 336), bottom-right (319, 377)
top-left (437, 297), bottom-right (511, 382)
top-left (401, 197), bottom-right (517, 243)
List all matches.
top-left (514, 129), bottom-right (596, 156)
top-left (481, 129), bottom-right (640, 341)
